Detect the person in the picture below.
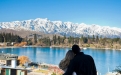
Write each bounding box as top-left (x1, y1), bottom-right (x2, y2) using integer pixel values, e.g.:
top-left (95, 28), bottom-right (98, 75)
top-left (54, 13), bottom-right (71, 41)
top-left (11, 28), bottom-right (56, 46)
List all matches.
top-left (59, 50), bottom-right (76, 75)
top-left (63, 44), bottom-right (97, 75)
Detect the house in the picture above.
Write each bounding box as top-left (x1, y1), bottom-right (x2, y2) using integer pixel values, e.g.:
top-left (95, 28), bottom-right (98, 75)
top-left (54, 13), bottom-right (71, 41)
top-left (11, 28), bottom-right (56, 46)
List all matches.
top-left (0, 53), bottom-right (27, 75)
top-left (0, 43), bottom-right (6, 46)
top-left (6, 42), bottom-right (16, 46)
top-left (0, 53), bottom-right (18, 67)
top-left (0, 66), bottom-right (27, 75)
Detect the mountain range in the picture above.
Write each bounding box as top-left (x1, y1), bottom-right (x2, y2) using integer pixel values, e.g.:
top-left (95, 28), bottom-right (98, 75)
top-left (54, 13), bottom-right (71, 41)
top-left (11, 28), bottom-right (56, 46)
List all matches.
top-left (0, 18), bottom-right (121, 38)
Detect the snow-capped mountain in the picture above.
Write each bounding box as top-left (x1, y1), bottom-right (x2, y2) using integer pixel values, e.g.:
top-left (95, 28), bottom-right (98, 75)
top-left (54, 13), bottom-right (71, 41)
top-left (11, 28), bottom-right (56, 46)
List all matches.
top-left (0, 18), bottom-right (121, 38)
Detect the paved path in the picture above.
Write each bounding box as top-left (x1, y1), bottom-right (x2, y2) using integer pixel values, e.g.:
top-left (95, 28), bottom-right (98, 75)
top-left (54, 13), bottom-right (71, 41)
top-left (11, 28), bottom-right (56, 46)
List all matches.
top-left (106, 72), bottom-right (121, 75)
top-left (28, 72), bottom-right (51, 75)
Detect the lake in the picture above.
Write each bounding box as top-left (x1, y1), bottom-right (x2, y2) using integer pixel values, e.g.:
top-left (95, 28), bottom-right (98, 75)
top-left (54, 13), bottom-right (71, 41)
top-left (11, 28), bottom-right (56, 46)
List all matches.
top-left (0, 47), bottom-right (121, 75)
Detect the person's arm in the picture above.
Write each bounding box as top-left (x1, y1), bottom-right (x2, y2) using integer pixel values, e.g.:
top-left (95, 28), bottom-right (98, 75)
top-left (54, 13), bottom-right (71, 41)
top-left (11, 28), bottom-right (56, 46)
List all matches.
top-left (63, 59), bottom-right (75, 75)
top-left (93, 59), bottom-right (97, 75)
top-left (91, 56), bottom-right (97, 75)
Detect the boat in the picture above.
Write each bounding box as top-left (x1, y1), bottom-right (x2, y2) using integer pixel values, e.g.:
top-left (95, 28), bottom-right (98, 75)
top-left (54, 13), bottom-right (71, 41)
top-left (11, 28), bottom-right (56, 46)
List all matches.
top-left (83, 48), bottom-right (87, 50)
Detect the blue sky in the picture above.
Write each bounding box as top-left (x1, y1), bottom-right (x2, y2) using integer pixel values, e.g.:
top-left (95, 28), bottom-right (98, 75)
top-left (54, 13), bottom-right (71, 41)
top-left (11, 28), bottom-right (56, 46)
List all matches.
top-left (0, 0), bottom-right (121, 28)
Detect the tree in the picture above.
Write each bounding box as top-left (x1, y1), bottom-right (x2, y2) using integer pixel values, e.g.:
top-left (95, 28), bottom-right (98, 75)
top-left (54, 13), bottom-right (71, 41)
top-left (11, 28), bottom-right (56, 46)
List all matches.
top-left (96, 35), bottom-right (99, 43)
top-left (83, 37), bottom-right (88, 43)
top-left (53, 35), bottom-right (57, 44)
top-left (113, 38), bottom-right (120, 43)
top-left (27, 39), bottom-right (32, 45)
top-left (22, 36), bottom-right (28, 42)
top-left (18, 56), bottom-right (30, 65)
top-left (0, 34), bottom-right (4, 42)
top-left (58, 36), bottom-right (61, 45)
top-left (80, 35), bottom-right (84, 44)
top-left (87, 35), bottom-right (91, 44)
top-left (92, 35), bottom-right (95, 42)
top-left (64, 35), bottom-right (66, 39)
top-left (45, 37), bottom-right (51, 46)
top-left (74, 37), bottom-right (79, 44)
top-left (119, 39), bottom-right (121, 45)
top-left (34, 34), bottom-right (37, 44)
top-left (7, 33), bottom-right (12, 42)
top-left (68, 36), bottom-right (72, 44)
top-left (87, 35), bottom-right (90, 39)
top-left (114, 65), bottom-right (121, 74)
top-left (101, 38), bottom-right (106, 46)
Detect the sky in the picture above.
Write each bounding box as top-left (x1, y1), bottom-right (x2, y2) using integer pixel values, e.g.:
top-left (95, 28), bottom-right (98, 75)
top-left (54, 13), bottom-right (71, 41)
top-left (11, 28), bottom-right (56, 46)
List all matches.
top-left (0, 0), bottom-right (121, 28)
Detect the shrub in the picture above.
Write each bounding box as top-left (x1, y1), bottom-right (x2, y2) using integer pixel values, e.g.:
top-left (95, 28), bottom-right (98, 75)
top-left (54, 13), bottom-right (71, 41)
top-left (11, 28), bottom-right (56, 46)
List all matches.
top-left (51, 72), bottom-right (56, 75)
top-left (114, 65), bottom-right (121, 74)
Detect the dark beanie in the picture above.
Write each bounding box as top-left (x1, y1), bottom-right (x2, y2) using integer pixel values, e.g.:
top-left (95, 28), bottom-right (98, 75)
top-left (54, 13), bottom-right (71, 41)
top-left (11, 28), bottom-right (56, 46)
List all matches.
top-left (72, 44), bottom-right (80, 54)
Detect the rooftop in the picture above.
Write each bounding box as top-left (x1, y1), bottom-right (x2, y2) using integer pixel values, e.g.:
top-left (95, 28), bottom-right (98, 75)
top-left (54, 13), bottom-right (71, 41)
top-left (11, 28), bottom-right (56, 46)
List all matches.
top-left (0, 66), bottom-right (27, 70)
top-left (0, 53), bottom-right (18, 60)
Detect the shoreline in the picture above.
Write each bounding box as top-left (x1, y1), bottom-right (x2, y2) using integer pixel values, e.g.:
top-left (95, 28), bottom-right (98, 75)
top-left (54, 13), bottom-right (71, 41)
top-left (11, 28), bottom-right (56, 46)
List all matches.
top-left (88, 47), bottom-right (121, 50)
top-left (0, 45), bottom-right (121, 51)
top-left (28, 63), bottom-right (116, 75)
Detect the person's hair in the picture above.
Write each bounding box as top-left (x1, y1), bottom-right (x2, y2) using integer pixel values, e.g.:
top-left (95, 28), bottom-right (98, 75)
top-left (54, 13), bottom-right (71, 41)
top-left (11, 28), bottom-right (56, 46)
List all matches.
top-left (59, 50), bottom-right (75, 70)
top-left (72, 44), bottom-right (80, 54)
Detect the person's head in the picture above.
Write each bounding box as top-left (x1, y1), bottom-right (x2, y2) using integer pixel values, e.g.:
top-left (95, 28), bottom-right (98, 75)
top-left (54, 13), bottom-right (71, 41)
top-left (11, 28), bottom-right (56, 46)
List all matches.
top-left (65, 50), bottom-right (75, 60)
top-left (72, 44), bottom-right (80, 54)
top-left (59, 50), bottom-right (75, 70)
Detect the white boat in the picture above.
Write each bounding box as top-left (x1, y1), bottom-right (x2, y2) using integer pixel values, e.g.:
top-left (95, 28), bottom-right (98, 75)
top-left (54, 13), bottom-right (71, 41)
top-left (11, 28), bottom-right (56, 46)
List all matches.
top-left (83, 48), bottom-right (87, 50)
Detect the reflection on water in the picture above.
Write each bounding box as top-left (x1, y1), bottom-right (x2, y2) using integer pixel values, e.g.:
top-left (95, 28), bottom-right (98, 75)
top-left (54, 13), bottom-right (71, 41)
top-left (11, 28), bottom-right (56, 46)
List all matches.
top-left (0, 47), bottom-right (121, 74)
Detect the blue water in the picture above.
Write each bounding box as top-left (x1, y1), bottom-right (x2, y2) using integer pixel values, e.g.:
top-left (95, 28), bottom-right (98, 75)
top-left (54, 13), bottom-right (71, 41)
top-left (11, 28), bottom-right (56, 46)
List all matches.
top-left (0, 47), bottom-right (121, 75)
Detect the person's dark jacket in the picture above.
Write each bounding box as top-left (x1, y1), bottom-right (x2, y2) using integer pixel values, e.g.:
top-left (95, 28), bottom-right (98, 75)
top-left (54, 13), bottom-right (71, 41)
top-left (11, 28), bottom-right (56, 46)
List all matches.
top-left (63, 52), bottom-right (97, 75)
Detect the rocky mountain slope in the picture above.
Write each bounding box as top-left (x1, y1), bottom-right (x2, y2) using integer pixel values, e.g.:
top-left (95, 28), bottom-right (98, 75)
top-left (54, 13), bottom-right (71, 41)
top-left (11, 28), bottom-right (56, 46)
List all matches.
top-left (0, 18), bottom-right (121, 38)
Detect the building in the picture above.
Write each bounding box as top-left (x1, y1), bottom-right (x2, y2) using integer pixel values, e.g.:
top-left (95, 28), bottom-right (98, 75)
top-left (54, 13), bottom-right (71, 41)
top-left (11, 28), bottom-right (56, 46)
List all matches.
top-left (0, 67), bottom-right (27, 75)
top-left (0, 53), bottom-right (18, 67)
top-left (0, 53), bottom-right (27, 75)
top-left (6, 42), bottom-right (16, 46)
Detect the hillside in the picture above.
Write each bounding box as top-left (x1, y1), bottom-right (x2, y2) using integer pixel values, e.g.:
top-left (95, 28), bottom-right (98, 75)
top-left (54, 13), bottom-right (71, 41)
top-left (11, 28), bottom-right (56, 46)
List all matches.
top-left (0, 28), bottom-right (62, 39)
